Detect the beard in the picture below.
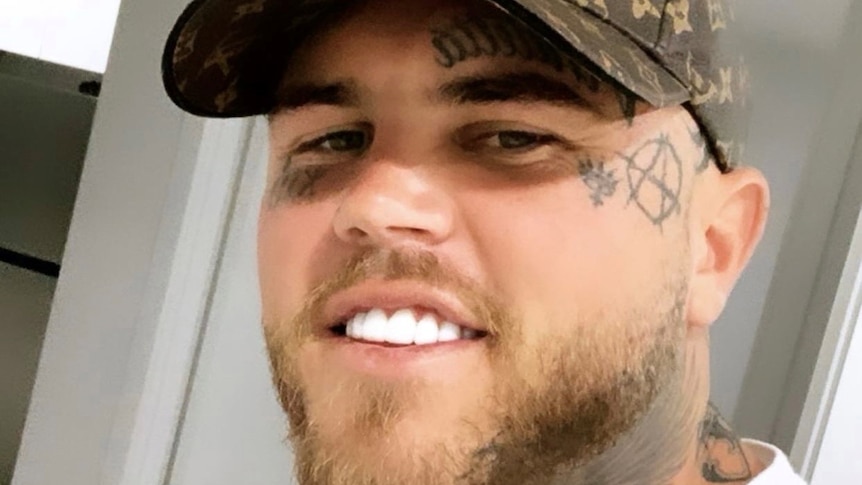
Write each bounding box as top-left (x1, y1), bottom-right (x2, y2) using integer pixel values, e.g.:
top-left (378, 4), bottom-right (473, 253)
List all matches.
top-left (263, 249), bottom-right (689, 485)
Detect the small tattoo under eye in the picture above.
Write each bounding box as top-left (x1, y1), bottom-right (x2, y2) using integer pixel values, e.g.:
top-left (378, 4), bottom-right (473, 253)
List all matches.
top-left (578, 158), bottom-right (619, 207)
top-left (270, 162), bottom-right (328, 205)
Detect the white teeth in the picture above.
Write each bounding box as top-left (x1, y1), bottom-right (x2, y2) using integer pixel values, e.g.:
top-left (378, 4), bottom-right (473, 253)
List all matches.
top-left (437, 321), bottom-right (462, 342)
top-left (353, 312), bottom-right (366, 336)
top-left (362, 308), bottom-right (388, 342)
top-left (413, 314), bottom-right (440, 345)
top-left (346, 312), bottom-right (366, 339)
top-left (341, 308), bottom-right (481, 346)
top-left (386, 309), bottom-right (418, 345)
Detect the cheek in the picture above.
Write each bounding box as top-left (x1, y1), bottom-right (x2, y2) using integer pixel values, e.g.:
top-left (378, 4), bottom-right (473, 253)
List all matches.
top-left (257, 204), bottom-right (336, 320)
top-left (461, 184), bottom-right (668, 334)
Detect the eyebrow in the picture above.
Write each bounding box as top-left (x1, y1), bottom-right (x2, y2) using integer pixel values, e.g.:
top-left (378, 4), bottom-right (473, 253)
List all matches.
top-left (271, 73), bottom-right (596, 114)
top-left (272, 80), bottom-right (361, 113)
top-left (436, 72), bottom-right (595, 111)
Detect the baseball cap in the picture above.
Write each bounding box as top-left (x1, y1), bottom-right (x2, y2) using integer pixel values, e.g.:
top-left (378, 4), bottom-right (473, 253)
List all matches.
top-left (162, 0), bottom-right (748, 171)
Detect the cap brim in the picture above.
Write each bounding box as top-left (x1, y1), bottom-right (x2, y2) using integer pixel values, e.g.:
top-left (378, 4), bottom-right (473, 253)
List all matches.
top-left (163, 0), bottom-right (690, 117)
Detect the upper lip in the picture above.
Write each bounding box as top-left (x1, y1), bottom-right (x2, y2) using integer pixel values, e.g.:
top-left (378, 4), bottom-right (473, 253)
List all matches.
top-left (320, 280), bottom-right (483, 335)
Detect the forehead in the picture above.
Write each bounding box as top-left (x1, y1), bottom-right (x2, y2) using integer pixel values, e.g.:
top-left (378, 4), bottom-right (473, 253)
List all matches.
top-left (312, 0), bottom-right (505, 47)
top-left (282, 0), bottom-right (610, 94)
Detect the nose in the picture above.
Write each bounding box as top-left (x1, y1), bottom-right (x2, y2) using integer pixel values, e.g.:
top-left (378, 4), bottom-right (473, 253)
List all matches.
top-left (332, 161), bottom-right (455, 248)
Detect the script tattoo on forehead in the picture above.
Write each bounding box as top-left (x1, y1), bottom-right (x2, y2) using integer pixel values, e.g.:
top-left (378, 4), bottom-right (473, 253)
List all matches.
top-left (429, 15), bottom-right (640, 121)
top-left (578, 158), bottom-right (619, 207)
top-left (430, 15), bottom-right (601, 91)
top-left (620, 133), bottom-right (683, 230)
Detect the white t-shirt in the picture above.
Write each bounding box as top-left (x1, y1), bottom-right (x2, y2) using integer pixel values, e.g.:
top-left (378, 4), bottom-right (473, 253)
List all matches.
top-left (745, 440), bottom-right (807, 484)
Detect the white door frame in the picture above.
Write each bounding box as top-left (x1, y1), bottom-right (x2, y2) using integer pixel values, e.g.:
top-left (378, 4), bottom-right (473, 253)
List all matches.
top-left (11, 0), bottom-right (252, 483)
top-left (794, 197), bottom-right (862, 482)
top-left (787, 61), bottom-right (862, 479)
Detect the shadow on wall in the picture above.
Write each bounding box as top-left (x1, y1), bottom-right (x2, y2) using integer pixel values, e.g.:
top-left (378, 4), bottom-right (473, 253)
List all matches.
top-left (707, 0), bottom-right (853, 422)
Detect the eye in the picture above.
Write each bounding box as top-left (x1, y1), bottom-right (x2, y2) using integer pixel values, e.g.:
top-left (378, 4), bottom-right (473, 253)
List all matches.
top-left (286, 123), bottom-right (374, 163)
top-left (455, 122), bottom-right (563, 156)
top-left (494, 131), bottom-right (546, 149)
top-left (306, 130), bottom-right (370, 153)
top-left (271, 125), bottom-right (372, 203)
top-left (463, 130), bottom-right (559, 155)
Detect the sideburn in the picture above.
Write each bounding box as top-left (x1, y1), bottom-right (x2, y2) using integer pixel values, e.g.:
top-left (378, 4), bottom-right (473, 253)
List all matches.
top-left (459, 294), bottom-right (688, 485)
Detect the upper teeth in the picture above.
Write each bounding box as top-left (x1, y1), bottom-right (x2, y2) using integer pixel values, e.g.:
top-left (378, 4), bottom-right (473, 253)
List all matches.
top-left (344, 308), bottom-right (479, 345)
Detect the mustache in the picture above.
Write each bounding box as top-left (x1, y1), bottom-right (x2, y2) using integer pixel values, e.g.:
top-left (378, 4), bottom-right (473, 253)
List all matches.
top-left (288, 248), bottom-right (511, 341)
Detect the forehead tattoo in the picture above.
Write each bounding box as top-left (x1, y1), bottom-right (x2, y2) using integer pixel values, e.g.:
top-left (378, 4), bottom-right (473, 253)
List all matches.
top-left (430, 15), bottom-right (601, 90)
top-left (429, 14), bottom-right (640, 121)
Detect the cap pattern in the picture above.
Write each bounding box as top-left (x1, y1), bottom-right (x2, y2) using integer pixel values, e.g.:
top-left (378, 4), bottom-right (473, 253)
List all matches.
top-left (666, 0), bottom-right (693, 34)
top-left (633, 0), bottom-right (662, 19)
top-left (163, 0), bottom-right (750, 169)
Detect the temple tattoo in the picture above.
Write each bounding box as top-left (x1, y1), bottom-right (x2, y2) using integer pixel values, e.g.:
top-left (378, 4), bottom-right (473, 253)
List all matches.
top-left (690, 126), bottom-right (712, 174)
top-left (699, 403), bottom-right (754, 483)
top-left (617, 90), bottom-right (639, 125)
top-left (620, 133), bottom-right (683, 229)
top-left (430, 15), bottom-right (602, 92)
top-left (578, 158), bottom-right (619, 206)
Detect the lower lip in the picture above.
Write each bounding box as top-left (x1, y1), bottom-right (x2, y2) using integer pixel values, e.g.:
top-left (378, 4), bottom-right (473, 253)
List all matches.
top-left (322, 337), bottom-right (486, 377)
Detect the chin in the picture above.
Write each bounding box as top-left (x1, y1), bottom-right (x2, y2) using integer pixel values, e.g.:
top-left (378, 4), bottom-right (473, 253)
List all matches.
top-left (291, 407), bottom-right (487, 485)
top-left (288, 358), bottom-right (496, 485)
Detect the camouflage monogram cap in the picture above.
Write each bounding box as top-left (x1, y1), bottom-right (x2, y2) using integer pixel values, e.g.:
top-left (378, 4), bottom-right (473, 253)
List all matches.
top-left (162, 0), bottom-right (749, 170)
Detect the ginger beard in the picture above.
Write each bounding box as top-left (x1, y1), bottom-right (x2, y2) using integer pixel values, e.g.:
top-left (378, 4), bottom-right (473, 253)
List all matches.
top-left (263, 249), bottom-right (687, 485)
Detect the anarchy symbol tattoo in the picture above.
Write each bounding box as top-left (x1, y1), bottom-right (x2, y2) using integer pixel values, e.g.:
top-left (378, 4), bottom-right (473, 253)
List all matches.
top-left (621, 134), bottom-right (683, 229)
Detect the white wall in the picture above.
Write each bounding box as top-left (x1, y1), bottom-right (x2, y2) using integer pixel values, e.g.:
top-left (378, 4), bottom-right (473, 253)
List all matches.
top-left (710, 0), bottom-right (852, 419)
top-left (733, 0), bottom-right (862, 452)
top-left (0, 0), bottom-right (123, 73)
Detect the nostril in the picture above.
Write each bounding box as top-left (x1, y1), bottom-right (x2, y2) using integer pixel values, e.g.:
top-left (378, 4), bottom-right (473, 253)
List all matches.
top-left (340, 225), bottom-right (435, 246)
top-left (346, 227), bottom-right (368, 240)
top-left (332, 185), bottom-right (455, 246)
top-left (405, 227), bottom-right (429, 236)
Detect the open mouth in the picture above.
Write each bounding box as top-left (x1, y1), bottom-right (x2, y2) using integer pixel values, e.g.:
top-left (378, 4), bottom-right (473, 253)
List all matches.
top-left (329, 307), bottom-right (488, 347)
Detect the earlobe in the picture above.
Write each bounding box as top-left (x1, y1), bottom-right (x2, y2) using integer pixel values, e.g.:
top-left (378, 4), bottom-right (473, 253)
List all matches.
top-left (687, 167), bottom-right (770, 328)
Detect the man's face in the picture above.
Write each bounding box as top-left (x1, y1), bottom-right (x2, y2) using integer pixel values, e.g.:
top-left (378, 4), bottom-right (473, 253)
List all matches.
top-left (259, 0), bottom-right (708, 483)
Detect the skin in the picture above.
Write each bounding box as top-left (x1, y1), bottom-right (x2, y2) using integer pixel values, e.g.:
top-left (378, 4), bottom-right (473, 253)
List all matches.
top-left (257, 0), bottom-right (771, 483)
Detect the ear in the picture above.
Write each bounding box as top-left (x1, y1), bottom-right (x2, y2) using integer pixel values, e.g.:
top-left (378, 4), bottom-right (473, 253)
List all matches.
top-left (687, 167), bottom-right (770, 329)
